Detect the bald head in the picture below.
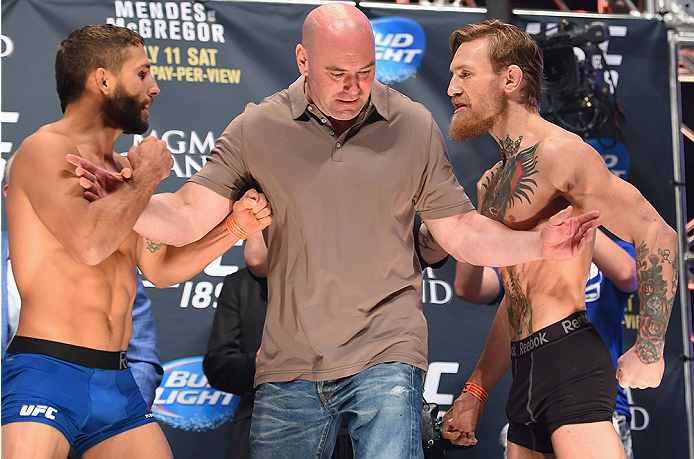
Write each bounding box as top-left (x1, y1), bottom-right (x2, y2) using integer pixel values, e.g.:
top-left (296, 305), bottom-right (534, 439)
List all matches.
top-left (296, 3), bottom-right (376, 126)
top-left (301, 3), bottom-right (374, 54)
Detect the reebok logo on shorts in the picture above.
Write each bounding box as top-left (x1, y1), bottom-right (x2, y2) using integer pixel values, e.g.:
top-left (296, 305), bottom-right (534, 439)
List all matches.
top-left (561, 313), bottom-right (590, 334)
top-left (19, 404), bottom-right (57, 420)
top-left (518, 332), bottom-right (548, 355)
top-left (511, 311), bottom-right (592, 358)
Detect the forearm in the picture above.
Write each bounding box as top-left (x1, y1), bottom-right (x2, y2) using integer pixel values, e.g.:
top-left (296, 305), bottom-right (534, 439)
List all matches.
top-left (592, 230), bottom-right (637, 292)
top-left (134, 182), bottom-right (231, 247)
top-left (454, 261), bottom-right (501, 304)
top-left (428, 211), bottom-right (541, 267)
top-left (633, 224), bottom-right (678, 363)
top-left (465, 302), bottom-right (512, 391)
top-left (74, 174), bottom-right (161, 265)
top-left (139, 219), bottom-right (239, 288)
top-left (134, 193), bottom-right (207, 246)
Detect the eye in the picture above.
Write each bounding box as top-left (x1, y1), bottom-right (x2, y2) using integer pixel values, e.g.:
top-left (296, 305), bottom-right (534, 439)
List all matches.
top-left (139, 71), bottom-right (147, 80)
top-left (331, 72), bottom-right (345, 79)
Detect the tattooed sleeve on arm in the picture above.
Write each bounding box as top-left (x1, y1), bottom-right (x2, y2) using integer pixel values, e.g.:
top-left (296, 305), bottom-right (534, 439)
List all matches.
top-left (634, 242), bottom-right (677, 364)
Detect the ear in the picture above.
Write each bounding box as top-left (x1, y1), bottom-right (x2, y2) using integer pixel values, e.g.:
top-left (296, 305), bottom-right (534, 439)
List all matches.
top-left (93, 67), bottom-right (111, 96)
top-left (296, 44), bottom-right (309, 76)
top-left (503, 65), bottom-right (523, 95)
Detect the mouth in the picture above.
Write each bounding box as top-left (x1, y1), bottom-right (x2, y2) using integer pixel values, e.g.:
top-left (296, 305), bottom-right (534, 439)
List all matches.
top-left (336, 98), bottom-right (359, 106)
top-left (451, 98), bottom-right (468, 112)
top-left (453, 103), bottom-right (468, 114)
top-left (142, 102), bottom-right (152, 117)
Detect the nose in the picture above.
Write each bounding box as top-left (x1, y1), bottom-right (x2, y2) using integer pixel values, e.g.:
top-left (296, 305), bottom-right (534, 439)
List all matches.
top-left (343, 74), bottom-right (360, 96)
top-left (149, 76), bottom-right (160, 97)
top-left (447, 76), bottom-right (461, 98)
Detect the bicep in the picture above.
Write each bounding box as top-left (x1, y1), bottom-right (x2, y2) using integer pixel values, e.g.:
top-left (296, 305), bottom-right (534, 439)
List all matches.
top-left (177, 182), bottom-right (232, 233)
top-left (141, 181), bottom-right (232, 245)
top-left (422, 212), bottom-right (471, 257)
top-left (566, 165), bottom-right (660, 243)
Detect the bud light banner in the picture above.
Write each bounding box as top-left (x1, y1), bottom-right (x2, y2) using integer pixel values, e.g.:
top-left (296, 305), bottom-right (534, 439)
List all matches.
top-left (371, 17), bottom-right (426, 83)
top-left (152, 357), bottom-right (240, 432)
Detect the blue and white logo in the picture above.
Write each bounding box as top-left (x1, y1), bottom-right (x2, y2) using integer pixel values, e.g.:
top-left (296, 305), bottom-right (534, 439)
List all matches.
top-left (370, 17), bottom-right (426, 84)
top-left (152, 356), bottom-right (240, 432)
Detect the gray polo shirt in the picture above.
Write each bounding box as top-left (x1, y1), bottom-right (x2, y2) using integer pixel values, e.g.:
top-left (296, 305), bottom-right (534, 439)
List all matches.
top-left (190, 77), bottom-right (474, 386)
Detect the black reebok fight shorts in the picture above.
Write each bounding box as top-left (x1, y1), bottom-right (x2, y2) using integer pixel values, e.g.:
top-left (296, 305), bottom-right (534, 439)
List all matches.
top-left (506, 311), bottom-right (617, 454)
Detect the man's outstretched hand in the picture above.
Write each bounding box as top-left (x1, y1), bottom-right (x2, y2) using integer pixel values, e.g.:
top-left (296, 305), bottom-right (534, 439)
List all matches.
top-left (539, 206), bottom-right (601, 261)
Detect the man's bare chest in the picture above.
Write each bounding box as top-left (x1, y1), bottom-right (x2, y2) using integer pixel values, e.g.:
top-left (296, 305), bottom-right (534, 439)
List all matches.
top-left (479, 144), bottom-right (557, 230)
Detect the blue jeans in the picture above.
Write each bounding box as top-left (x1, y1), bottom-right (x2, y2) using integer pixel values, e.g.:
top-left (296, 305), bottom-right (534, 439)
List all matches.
top-left (250, 362), bottom-right (424, 459)
top-left (612, 413), bottom-right (634, 459)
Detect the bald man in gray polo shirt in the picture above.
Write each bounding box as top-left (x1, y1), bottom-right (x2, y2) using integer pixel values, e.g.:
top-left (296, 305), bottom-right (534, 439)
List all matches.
top-left (75, 3), bottom-right (599, 458)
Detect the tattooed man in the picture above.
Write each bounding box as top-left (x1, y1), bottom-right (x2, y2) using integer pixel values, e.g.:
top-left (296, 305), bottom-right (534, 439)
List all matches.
top-left (2, 25), bottom-right (271, 459)
top-left (441, 20), bottom-right (678, 459)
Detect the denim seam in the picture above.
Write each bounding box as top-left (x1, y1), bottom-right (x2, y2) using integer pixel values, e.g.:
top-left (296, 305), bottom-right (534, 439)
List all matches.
top-left (316, 415), bottom-right (338, 459)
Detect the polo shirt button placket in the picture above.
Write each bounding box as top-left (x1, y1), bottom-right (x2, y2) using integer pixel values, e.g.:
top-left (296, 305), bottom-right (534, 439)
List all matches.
top-left (332, 139), bottom-right (343, 161)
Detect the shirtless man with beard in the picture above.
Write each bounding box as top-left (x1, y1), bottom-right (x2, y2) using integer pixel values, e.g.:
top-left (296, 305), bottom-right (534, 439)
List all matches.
top-left (1, 24), bottom-right (271, 459)
top-left (440, 20), bottom-right (678, 459)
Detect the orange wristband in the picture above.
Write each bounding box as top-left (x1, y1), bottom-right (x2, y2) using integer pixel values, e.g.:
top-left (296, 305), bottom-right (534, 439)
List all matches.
top-left (225, 214), bottom-right (251, 240)
top-left (463, 381), bottom-right (488, 404)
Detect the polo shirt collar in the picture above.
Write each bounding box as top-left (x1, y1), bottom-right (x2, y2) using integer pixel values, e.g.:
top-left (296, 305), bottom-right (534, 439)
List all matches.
top-left (288, 76), bottom-right (389, 122)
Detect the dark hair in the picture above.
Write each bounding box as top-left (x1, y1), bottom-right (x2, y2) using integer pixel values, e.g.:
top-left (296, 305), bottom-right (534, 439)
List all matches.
top-left (449, 20), bottom-right (544, 111)
top-left (55, 24), bottom-right (144, 113)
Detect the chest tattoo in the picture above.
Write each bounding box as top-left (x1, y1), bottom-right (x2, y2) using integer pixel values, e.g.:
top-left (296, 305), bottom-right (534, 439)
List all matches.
top-left (481, 135), bottom-right (539, 221)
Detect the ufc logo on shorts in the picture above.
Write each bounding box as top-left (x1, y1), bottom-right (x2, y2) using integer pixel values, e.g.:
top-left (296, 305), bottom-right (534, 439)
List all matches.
top-left (19, 404), bottom-right (57, 420)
